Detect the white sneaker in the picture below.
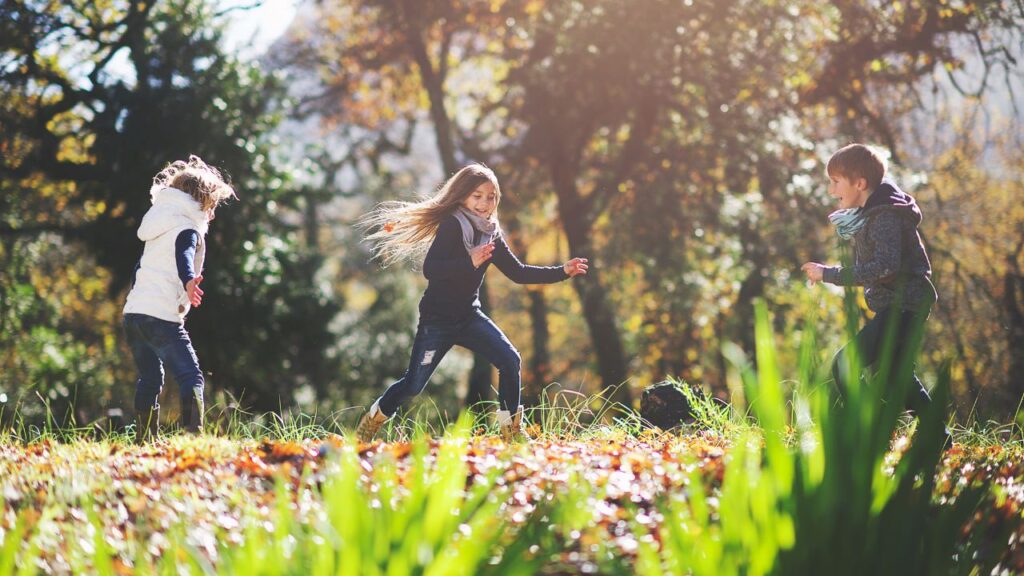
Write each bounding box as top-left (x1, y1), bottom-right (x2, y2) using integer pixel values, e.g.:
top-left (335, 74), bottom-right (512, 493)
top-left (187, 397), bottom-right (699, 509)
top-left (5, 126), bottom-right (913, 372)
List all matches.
top-left (497, 406), bottom-right (531, 443)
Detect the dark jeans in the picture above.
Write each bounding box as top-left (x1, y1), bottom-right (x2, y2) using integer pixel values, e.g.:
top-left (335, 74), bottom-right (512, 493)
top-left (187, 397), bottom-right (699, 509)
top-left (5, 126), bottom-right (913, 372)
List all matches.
top-left (123, 313), bottom-right (204, 412)
top-left (378, 309), bottom-right (521, 416)
top-left (831, 306), bottom-right (932, 413)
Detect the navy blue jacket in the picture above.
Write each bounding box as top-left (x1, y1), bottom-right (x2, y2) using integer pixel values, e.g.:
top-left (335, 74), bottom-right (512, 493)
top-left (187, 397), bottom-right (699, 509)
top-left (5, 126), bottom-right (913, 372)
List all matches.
top-left (419, 215), bottom-right (568, 319)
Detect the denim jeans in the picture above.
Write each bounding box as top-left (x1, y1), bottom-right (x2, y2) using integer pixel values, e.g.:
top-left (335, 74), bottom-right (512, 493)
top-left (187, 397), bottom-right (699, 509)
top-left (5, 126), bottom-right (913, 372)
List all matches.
top-left (831, 306), bottom-right (932, 413)
top-left (378, 309), bottom-right (522, 416)
top-left (123, 313), bottom-right (204, 412)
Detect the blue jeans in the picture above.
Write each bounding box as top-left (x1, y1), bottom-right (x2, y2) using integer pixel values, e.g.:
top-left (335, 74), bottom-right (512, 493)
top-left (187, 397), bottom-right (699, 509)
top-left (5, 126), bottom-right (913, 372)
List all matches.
top-left (831, 306), bottom-right (932, 413)
top-left (123, 313), bottom-right (204, 412)
top-left (378, 309), bottom-right (522, 416)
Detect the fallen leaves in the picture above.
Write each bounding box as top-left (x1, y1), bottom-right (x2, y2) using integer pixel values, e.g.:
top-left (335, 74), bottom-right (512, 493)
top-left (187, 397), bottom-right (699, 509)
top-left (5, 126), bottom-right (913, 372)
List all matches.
top-left (0, 433), bottom-right (1020, 572)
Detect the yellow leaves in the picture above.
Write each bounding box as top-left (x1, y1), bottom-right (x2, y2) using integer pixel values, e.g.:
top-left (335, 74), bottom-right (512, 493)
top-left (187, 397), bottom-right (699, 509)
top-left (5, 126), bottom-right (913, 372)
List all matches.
top-left (84, 200), bottom-right (107, 218)
top-left (524, 0), bottom-right (544, 17)
top-left (787, 69), bottom-right (813, 90)
top-left (615, 124), bottom-right (631, 144)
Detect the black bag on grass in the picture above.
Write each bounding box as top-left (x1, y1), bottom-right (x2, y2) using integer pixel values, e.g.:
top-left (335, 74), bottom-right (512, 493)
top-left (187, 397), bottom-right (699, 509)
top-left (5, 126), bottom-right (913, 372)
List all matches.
top-left (640, 381), bottom-right (695, 430)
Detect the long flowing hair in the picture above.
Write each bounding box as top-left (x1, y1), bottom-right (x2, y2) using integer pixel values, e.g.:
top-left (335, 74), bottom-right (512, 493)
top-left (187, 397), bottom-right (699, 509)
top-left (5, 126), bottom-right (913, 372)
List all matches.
top-left (360, 163), bottom-right (501, 266)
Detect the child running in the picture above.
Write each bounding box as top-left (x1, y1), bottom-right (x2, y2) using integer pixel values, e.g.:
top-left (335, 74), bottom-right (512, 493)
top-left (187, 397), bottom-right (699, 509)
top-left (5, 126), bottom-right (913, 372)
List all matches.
top-left (356, 163), bottom-right (588, 442)
top-left (800, 144), bottom-right (946, 442)
top-left (123, 156), bottom-right (236, 442)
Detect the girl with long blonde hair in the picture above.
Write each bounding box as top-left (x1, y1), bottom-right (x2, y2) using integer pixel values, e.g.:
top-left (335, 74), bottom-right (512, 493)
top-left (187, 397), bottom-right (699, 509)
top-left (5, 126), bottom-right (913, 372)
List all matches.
top-left (355, 163), bottom-right (588, 442)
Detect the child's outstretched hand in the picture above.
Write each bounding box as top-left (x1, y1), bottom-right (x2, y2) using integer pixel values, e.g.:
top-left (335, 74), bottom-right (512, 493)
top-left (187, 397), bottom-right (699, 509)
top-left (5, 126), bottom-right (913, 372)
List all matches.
top-left (470, 242), bottom-right (495, 268)
top-left (800, 262), bottom-right (824, 285)
top-left (186, 275), bottom-right (204, 307)
top-left (564, 258), bottom-right (589, 277)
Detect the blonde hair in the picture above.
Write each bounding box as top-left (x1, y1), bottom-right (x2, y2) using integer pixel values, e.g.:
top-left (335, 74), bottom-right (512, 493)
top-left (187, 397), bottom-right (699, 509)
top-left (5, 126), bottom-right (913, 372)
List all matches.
top-left (152, 155), bottom-right (237, 211)
top-left (827, 144), bottom-right (888, 192)
top-left (360, 163), bottom-right (501, 266)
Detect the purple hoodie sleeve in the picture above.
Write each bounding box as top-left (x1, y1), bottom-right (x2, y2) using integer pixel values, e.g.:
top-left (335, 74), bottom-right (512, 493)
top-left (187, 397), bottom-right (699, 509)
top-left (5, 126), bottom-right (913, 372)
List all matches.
top-left (822, 211), bottom-right (902, 287)
top-left (175, 229), bottom-right (200, 288)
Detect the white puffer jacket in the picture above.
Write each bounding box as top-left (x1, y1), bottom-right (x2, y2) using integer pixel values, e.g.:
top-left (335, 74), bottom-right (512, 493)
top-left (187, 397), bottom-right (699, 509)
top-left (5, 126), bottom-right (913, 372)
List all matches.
top-left (123, 187), bottom-right (209, 323)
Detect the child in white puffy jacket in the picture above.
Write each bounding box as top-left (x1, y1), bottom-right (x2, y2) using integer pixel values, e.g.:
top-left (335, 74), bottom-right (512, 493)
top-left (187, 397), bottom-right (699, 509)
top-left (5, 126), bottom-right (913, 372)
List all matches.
top-left (123, 156), bottom-right (236, 442)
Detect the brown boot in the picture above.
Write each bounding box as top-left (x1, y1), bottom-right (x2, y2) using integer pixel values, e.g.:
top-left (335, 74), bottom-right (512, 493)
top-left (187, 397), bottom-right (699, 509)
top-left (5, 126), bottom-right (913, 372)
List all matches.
top-left (498, 406), bottom-right (531, 443)
top-left (135, 406), bottom-right (160, 444)
top-left (180, 396), bottom-right (204, 433)
top-left (355, 400), bottom-right (389, 442)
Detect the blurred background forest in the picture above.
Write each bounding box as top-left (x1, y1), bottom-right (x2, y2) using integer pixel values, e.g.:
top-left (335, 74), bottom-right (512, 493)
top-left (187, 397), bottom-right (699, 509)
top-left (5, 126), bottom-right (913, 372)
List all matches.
top-left (1, 0), bottom-right (1022, 429)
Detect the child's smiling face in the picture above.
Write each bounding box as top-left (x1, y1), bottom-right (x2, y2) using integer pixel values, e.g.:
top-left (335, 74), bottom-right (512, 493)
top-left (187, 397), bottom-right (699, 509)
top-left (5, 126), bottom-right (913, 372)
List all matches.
top-left (462, 181), bottom-right (498, 219)
top-left (828, 172), bottom-right (871, 210)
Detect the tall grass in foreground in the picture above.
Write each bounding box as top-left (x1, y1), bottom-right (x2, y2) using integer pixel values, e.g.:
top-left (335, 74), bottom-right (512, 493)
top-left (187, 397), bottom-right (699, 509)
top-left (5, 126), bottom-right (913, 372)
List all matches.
top-left (0, 419), bottom-right (526, 575)
top-left (636, 299), bottom-right (1007, 576)
top-left (208, 417), bottom-right (511, 575)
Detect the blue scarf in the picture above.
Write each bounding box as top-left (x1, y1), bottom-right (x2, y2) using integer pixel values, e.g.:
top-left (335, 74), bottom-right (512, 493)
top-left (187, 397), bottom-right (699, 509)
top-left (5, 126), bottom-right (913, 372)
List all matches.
top-left (828, 208), bottom-right (867, 240)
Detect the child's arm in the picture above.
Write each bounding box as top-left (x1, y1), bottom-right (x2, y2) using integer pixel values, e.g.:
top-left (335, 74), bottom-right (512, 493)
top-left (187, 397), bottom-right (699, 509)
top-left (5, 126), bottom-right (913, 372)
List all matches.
top-left (176, 230), bottom-right (204, 306)
top-left (804, 212), bottom-right (902, 286)
top-left (490, 234), bottom-right (574, 284)
top-left (422, 217), bottom-right (475, 280)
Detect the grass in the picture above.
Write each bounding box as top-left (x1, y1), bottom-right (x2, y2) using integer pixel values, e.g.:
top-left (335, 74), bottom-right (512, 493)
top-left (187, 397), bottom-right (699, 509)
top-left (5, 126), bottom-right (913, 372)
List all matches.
top-left (2, 299), bottom-right (1024, 574)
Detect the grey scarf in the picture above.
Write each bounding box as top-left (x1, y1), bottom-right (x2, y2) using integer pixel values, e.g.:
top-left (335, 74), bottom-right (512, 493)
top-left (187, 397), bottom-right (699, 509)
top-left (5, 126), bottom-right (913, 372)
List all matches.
top-left (828, 208), bottom-right (867, 240)
top-left (453, 206), bottom-right (499, 253)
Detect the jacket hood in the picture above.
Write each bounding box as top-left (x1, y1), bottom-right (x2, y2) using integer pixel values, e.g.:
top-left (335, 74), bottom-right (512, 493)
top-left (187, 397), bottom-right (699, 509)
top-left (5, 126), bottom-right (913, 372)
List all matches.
top-left (137, 187), bottom-right (209, 241)
top-left (862, 177), bottom-right (922, 226)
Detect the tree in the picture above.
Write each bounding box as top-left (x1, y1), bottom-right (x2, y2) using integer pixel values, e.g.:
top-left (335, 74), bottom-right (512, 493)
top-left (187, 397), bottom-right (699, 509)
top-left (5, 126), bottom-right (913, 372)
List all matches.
top-left (0, 0), bottom-right (341, 419)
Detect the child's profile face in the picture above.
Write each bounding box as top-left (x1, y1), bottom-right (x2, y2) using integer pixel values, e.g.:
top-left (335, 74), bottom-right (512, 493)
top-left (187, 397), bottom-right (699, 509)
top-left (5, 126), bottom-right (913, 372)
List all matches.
top-left (828, 173), bottom-right (870, 210)
top-left (461, 181), bottom-right (498, 219)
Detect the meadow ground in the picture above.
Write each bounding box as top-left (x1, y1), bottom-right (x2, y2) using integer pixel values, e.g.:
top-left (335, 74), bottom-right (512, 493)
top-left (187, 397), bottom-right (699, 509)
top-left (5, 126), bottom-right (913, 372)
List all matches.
top-left (1, 417), bottom-right (1022, 575)
top-left (4, 307), bottom-right (1023, 574)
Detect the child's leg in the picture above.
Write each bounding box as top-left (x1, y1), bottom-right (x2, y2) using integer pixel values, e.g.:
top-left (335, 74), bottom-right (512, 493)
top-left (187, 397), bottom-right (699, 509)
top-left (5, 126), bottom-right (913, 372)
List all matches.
top-left (832, 307), bottom-right (932, 410)
top-left (892, 309), bottom-right (933, 414)
top-left (124, 314), bottom-right (165, 412)
top-left (377, 320), bottom-right (457, 417)
top-left (132, 315), bottom-right (205, 428)
top-left (456, 310), bottom-right (522, 412)
top-left (154, 325), bottom-right (204, 408)
top-left (831, 309), bottom-right (892, 399)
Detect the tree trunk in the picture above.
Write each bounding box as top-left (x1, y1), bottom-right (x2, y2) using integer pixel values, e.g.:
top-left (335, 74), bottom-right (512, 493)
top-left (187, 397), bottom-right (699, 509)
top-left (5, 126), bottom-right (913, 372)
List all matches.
top-left (524, 289), bottom-right (550, 407)
top-left (551, 167), bottom-right (632, 408)
top-left (1005, 263), bottom-right (1024, 410)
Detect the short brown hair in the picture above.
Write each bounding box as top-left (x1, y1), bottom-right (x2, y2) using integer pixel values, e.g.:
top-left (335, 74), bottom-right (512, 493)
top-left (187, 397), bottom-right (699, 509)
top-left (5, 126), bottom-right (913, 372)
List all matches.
top-left (152, 155), bottom-right (236, 211)
top-left (827, 144), bottom-right (887, 191)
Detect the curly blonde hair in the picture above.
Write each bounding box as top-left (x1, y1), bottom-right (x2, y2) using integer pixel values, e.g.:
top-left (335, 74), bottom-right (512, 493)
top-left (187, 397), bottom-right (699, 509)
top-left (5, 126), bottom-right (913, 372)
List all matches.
top-left (152, 155), bottom-right (237, 211)
top-left (359, 163), bottom-right (501, 267)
